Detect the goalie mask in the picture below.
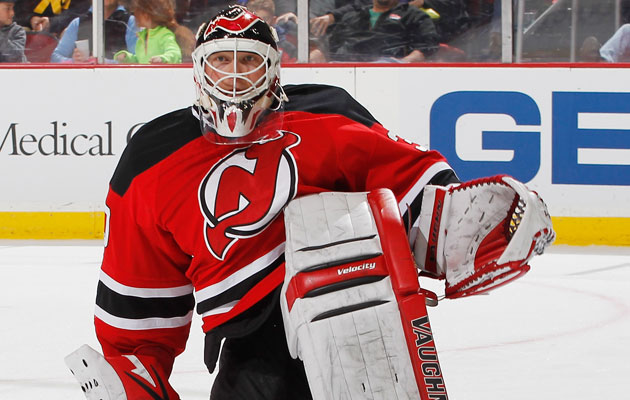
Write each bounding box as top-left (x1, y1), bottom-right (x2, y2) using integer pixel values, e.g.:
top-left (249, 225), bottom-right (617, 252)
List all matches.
top-left (192, 5), bottom-right (288, 145)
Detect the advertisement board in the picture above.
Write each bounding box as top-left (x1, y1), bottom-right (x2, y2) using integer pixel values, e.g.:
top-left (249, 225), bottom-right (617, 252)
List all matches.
top-left (0, 65), bottom-right (628, 244)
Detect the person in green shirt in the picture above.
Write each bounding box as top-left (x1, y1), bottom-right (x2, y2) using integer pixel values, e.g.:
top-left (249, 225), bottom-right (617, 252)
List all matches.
top-left (115, 0), bottom-right (195, 64)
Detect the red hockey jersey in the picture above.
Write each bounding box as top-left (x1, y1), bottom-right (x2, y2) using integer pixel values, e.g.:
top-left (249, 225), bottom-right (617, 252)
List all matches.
top-left (95, 83), bottom-right (456, 397)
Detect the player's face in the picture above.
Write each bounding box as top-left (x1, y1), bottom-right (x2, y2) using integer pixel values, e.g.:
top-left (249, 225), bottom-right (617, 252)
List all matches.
top-left (0, 2), bottom-right (15, 26)
top-left (205, 51), bottom-right (266, 94)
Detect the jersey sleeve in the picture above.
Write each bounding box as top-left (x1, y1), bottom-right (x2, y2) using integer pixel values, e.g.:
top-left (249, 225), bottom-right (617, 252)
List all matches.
top-left (283, 84), bottom-right (458, 230)
top-left (319, 106), bottom-right (458, 247)
top-left (95, 174), bottom-right (195, 397)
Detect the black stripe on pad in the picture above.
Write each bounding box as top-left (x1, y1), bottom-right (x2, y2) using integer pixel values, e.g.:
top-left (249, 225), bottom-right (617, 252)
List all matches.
top-left (311, 300), bottom-right (390, 322)
top-left (304, 275), bottom-right (387, 299)
top-left (297, 234), bottom-right (377, 252)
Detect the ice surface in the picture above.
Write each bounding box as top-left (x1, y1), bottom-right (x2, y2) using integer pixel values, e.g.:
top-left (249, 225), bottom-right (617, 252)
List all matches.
top-left (1, 241), bottom-right (629, 399)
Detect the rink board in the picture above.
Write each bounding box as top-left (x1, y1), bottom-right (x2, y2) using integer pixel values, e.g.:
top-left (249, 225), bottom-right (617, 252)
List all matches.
top-left (1, 212), bottom-right (628, 246)
top-left (1, 64), bottom-right (629, 244)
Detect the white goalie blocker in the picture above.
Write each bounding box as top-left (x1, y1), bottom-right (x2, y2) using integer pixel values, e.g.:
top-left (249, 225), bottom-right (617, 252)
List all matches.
top-left (281, 189), bottom-right (447, 400)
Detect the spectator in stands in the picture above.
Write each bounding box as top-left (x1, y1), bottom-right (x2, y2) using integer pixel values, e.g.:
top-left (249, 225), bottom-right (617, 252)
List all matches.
top-left (407, 0), bottom-right (469, 43)
top-left (247, 0), bottom-right (298, 62)
top-left (177, 0), bottom-right (242, 32)
top-left (50, 0), bottom-right (136, 63)
top-left (310, 0), bottom-right (372, 38)
top-left (0, 0), bottom-right (26, 62)
top-left (246, 0), bottom-right (328, 62)
top-left (115, 0), bottom-right (195, 64)
top-left (578, 35), bottom-right (603, 62)
top-left (325, 0), bottom-right (439, 62)
top-left (310, 0), bottom-right (468, 44)
top-left (14, 0), bottom-right (91, 36)
top-left (599, 24), bottom-right (630, 62)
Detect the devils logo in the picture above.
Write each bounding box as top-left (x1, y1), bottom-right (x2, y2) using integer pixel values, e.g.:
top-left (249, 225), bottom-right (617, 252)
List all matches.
top-left (199, 131), bottom-right (300, 260)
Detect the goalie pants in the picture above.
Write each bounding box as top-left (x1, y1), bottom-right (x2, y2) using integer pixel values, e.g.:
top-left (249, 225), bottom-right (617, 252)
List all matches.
top-left (209, 303), bottom-right (313, 400)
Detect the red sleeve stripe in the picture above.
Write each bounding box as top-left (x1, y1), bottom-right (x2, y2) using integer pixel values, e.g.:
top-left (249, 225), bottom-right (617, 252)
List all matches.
top-left (95, 306), bottom-right (193, 330)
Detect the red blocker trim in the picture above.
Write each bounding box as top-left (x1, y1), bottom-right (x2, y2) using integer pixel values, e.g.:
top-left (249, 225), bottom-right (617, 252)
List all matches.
top-left (474, 215), bottom-right (511, 270)
top-left (423, 188), bottom-right (446, 277)
top-left (446, 261), bottom-right (530, 299)
top-left (444, 189), bottom-right (531, 299)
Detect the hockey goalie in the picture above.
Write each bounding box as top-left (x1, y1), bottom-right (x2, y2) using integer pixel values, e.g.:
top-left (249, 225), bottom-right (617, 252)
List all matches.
top-left (64, 6), bottom-right (554, 400)
top-left (66, 177), bottom-right (553, 400)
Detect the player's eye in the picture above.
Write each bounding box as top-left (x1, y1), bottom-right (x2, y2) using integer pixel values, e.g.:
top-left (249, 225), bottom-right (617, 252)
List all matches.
top-left (209, 53), bottom-right (232, 67)
top-left (241, 54), bottom-right (262, 66)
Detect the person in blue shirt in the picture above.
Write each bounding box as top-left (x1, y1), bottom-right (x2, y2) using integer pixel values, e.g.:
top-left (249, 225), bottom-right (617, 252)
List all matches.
top-left (600, 23), bottom-right (630, 62)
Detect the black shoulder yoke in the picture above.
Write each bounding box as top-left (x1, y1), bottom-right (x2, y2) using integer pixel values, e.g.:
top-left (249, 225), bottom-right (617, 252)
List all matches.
top-left (110, 85), bottom-right (380, 196)
top-left (110, 107), bottom-right (201, 196)
top-left (283, 84), bottom-right (380, 128)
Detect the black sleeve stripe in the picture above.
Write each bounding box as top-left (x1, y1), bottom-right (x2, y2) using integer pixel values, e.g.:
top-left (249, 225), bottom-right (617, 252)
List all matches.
top-left (96, 281), bottom-right (195, 320)
top-left (196, 255), bottom-right (284, 316)
top-left (112, 85), bottom-right (378, 197)
top-left (429, 169), bottom-right (460, 186)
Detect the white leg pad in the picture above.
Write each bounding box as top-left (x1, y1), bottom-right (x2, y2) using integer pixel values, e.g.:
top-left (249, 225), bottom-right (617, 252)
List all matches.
top-left (282, 191), bottom-right (423, 400)
top-left (300, 295), bottom-right (421, 399)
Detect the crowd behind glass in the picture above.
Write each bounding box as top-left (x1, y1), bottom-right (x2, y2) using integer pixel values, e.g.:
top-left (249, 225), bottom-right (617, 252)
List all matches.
top-left (1, 0), bottom-right (630, 64)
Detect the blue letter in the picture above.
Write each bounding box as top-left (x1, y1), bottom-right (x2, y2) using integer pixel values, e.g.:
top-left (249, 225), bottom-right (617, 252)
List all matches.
top-left (430, 91), bottom-right (541, 182)
top-left (553, 92), bottom-right (630, 185)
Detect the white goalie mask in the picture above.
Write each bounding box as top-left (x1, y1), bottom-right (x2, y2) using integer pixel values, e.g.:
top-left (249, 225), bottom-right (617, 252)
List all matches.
top-left (192, 6), bottom-right (288, 145)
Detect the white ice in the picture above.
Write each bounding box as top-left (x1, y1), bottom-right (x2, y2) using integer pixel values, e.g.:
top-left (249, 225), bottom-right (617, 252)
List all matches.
top-left (1, 241), bottom-right (629, 399)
